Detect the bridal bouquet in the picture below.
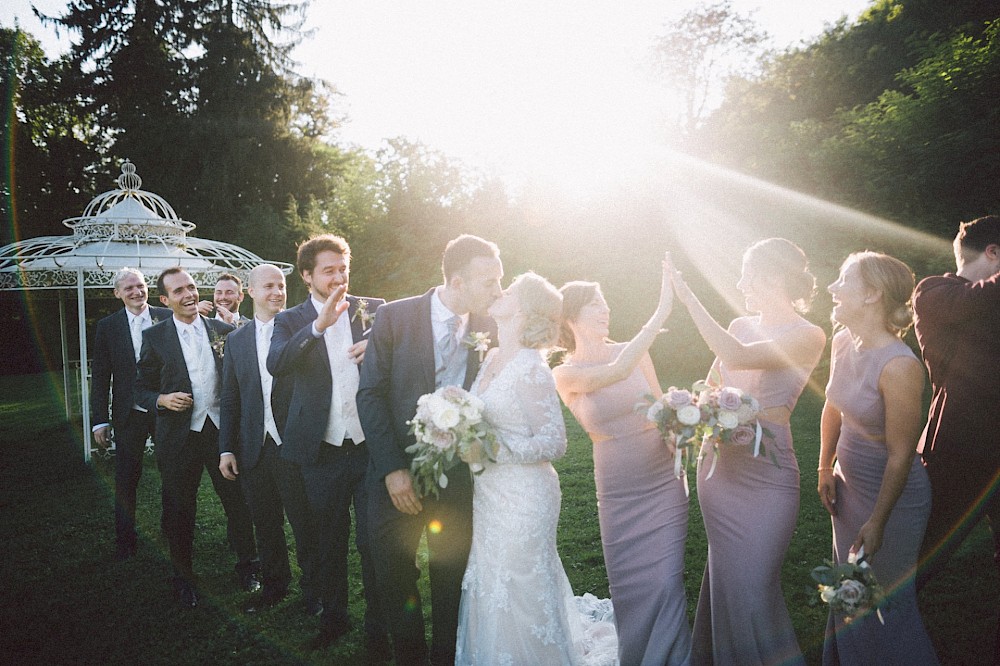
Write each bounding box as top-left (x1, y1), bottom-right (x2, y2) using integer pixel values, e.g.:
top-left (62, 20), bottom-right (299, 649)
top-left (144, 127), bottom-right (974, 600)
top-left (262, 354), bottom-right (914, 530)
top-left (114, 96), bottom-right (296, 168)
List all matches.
top-left (810, 548), bottom-right (885, 624)
top-left (640, 381), bottom-right (767, 481)
top-left (406, 385), bottom-right (498, 498)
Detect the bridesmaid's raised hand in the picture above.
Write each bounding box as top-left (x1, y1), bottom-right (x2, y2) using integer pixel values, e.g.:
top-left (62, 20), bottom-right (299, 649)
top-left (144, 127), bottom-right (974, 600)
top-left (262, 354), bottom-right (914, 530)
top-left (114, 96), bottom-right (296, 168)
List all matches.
top-left (653, 252), bottom-right (674, 325)
top-left (666, 255), bottom-right (696, 309)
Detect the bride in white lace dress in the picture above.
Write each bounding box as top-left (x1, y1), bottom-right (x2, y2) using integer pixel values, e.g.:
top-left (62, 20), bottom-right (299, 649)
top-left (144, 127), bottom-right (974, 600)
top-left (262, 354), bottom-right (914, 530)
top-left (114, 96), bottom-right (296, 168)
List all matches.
top-left (456, 272), bottom-right (618, 666)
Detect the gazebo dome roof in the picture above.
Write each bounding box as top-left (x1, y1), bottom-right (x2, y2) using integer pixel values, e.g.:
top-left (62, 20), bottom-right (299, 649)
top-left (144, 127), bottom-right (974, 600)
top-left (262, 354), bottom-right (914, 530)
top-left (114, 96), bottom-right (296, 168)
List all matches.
top-left (0, 160), bottom-right (292, 290)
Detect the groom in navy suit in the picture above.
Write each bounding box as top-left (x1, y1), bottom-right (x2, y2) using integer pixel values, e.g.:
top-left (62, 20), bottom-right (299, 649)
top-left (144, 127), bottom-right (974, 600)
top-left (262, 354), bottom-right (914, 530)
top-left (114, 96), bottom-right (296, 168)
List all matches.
top-left (136, 267), bottom-right (258, 607)
top-left (267, 234), bottom-right (387, 653)
top-left (357, 234), bottom-right (502, 666)
top-left (90, 267), bottom-right (171, 561)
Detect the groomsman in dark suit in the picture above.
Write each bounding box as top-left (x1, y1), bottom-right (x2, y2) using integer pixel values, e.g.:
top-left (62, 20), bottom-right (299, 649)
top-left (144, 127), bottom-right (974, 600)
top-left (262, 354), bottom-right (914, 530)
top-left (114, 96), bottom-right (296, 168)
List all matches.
top-left (357, 234), bottom-right (501, 666)
top-left (136, 267), bottom-right (259, 607)
top-left (267, 234), bottom-right (387, 654)
top-left (199, 273), bottom-right (250, 326)
top-left (90, 267), bottom-right (171, 561)
top-left (218, 263), bottom-right (319, 613)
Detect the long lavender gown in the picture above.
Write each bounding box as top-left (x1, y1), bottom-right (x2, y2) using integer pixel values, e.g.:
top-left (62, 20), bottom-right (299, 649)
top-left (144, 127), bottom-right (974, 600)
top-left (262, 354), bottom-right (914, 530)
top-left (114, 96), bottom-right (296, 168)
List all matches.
top-left (692, 317), bottom-right (822, 666)
top-left (822, 330), bottom-right (938, 665)
top-left (564, 344), bottom-right (691, 666)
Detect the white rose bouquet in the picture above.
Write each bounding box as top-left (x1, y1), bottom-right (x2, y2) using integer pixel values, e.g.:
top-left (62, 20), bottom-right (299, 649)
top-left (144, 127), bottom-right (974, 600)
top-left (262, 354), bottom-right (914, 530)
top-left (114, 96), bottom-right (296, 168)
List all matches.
top-left (810, 547), bottom-right (885, 624)
top-left (406, 385), bottom-right (498, 498)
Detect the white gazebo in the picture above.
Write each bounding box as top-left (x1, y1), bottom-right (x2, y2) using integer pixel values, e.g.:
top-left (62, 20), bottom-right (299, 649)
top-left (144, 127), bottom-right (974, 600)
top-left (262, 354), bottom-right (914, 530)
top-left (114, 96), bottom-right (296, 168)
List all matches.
top-left (0, 160), bottom-right (293, 461)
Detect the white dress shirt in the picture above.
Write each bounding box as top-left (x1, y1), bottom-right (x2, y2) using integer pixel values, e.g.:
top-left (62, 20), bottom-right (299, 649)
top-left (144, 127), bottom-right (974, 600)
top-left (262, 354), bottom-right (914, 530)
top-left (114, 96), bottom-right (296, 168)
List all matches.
top-left (311, 296), bottom-right (365, 446)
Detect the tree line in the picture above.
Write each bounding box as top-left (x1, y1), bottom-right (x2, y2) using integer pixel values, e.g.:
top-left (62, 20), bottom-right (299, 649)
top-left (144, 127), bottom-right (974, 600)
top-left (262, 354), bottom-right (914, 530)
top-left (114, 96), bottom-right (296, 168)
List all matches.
top-left (1, 0), bottom-right (998, 375)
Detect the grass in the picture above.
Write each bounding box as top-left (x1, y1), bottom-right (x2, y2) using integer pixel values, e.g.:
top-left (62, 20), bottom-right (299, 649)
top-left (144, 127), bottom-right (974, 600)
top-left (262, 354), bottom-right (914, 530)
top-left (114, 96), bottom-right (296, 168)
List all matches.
top-left (0, 372), bottom-right (996, 664)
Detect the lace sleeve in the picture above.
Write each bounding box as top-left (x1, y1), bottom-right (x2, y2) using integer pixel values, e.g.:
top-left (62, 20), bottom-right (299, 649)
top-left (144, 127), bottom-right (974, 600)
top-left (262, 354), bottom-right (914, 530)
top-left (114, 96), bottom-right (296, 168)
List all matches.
top-left (494, 358), bottom-right (568, 464)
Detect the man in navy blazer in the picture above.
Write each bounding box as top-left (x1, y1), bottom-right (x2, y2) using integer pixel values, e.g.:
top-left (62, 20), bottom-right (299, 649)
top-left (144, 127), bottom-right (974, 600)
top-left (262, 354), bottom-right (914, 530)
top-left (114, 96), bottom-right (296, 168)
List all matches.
top-left (218, 263), bottom-right (318, 613)
top-left (268, 234), bottom-right (387, 653)
top-left (90, 267), bottom-right (171, 561)
top-left (136, 267), bottom-right (258, 607)
top-left (357, 234), bottom-right (501, 666)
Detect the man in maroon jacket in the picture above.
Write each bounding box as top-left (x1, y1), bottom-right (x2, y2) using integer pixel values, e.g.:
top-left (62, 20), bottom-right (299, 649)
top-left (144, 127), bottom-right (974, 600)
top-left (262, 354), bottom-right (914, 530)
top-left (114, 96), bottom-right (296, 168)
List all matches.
top-left (913, 215), bottom-right (1000, 658)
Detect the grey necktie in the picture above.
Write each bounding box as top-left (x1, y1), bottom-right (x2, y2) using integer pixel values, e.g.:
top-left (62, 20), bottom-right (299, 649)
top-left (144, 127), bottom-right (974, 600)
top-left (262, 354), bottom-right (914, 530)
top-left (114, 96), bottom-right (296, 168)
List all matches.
top-left (437, 315), bottom-right (466, 387)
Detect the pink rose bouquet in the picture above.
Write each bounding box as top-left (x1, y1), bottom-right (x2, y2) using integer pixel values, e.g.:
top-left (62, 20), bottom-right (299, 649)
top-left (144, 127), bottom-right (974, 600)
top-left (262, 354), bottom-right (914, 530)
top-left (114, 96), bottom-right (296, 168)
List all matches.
top-left (810, 547), bottom-right (885, 624)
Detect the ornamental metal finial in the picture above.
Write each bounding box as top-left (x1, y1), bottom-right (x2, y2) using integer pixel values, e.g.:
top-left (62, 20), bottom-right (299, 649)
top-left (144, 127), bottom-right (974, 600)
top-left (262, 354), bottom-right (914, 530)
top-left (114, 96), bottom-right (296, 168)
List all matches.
top-left (116, 159), bottom-right (142, 191)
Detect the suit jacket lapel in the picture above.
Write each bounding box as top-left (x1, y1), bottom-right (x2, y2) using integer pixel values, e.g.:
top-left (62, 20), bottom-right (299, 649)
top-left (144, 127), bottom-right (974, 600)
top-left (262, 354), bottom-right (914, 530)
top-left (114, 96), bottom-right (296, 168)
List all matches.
top-left (243, 319), bottom-right (265, 403)
top-left (163, 318), bottom-right (191, 386)
top-left (417, 290), bottom-right (437, 390)
top-left (114, 309), bottom-right (135, 370)
top-left (203, 315), bottom-right (226, 375)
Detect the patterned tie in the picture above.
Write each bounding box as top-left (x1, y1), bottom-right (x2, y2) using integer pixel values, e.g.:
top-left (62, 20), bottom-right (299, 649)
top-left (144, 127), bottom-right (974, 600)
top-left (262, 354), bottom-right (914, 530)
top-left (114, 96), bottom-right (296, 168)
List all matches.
top-left (437, 315), bottom-right (466, 387)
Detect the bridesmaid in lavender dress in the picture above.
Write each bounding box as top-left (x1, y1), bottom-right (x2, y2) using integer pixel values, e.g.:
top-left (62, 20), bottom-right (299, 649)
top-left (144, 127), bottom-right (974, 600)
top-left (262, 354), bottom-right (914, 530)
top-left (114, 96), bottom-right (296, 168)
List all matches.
top-left (819, 252), bottom-right (938, 665)
top-left (554, 254), bottom-right (692, 666)
top-left (670, 239), bottom-right (827, 666)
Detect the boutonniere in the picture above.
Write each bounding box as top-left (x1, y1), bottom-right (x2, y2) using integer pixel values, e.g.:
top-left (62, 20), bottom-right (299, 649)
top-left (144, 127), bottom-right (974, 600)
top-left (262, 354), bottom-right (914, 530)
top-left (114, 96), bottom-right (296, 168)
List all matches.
top-left (351, 298), bottom-right (376, 332)
top-left (463, 331), bottom-right (491, 362)
top-left (209, 327), bottom-right (229, 359)
top-left (233, 317), bottom-right (248, 329)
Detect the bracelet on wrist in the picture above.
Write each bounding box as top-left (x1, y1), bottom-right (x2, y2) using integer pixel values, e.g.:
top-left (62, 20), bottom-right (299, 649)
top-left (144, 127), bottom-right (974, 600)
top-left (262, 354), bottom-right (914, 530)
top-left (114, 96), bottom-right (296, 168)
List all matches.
top-left (817, 466), bottom-right (834, 472)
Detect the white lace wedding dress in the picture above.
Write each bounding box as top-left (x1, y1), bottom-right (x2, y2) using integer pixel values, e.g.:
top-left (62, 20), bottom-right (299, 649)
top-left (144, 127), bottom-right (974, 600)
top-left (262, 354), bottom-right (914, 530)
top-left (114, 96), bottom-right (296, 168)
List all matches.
top-left (456, 347), bottom-right (618, 666)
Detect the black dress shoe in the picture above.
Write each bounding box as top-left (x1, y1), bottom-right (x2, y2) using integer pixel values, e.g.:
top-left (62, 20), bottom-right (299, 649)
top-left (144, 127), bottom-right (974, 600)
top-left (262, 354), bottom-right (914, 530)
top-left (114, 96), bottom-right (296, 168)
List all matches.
top-left (173, 579), bottom-right (199, 608)
top-left (239, 571), bottom-right (262, 593)
top-left (304, 621), bottom-right (349, 651)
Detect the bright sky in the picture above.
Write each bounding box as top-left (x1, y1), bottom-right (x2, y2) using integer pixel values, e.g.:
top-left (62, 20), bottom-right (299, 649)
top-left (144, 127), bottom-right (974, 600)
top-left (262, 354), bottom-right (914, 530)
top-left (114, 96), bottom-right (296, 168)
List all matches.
top-left (4, 0), bottom-right (874, 192)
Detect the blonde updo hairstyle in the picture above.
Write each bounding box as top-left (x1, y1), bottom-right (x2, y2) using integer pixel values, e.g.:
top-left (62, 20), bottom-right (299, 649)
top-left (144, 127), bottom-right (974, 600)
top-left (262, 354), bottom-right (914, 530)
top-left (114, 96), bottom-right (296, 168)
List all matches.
top-left (510, 272), bottom-right (563, 350)
top-left (744, 238), bottom-right (817, 313)
top-left (557, 281), bottom-right (601, 354)
top-left (841, 251), bottom-right (916, 338)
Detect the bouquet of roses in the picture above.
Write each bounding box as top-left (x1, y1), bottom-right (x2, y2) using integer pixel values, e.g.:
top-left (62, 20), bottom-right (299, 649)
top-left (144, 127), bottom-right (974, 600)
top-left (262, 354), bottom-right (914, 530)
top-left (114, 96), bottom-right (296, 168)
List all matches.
top-left (640, 380), bottom-right (767, 482)
top-left (405, 385), bottom-right (498, 498)
top-left (810, 547), bottom-right (885, 624)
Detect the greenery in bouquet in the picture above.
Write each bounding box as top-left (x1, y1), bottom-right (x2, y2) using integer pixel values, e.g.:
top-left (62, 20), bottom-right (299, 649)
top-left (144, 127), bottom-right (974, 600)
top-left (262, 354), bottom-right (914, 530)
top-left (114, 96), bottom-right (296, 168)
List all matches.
top-left (405, 385), bottom-right (498, 498)
top-left (639, 380), bottom-right (770, 480)
top-left (810, 550), bottom-right (886, 624)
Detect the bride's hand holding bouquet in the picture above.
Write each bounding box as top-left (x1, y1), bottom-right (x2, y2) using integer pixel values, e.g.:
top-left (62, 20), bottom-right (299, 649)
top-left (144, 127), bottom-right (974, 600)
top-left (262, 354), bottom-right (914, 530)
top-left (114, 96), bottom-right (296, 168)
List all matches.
top-left (406, 385), bottom-right (498, 498)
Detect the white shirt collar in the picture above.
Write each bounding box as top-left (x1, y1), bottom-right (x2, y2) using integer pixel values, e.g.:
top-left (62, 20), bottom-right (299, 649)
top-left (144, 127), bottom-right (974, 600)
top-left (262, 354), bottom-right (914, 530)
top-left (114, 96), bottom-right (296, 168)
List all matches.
top-left (126, 305), bottom-right (150, 325)
top-left (310, 294), bottom-right (328, 315)
top-left (173, 315), bottom-right (205, 336)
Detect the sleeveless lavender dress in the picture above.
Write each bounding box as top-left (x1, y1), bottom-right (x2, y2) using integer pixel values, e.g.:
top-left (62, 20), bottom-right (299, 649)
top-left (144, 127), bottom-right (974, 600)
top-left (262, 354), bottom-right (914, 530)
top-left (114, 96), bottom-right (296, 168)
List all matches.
top-left (822, 331), bottom-right (938, 665)
top-left (692, 317), bottom-right (821, 666)
top-left (565, 345), bottom-right (692, 666)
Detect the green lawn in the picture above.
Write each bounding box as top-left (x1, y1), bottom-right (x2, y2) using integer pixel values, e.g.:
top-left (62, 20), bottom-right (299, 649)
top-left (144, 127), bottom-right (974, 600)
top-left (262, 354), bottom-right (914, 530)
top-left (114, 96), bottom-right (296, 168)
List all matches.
top-left (0, 372), bottom-right (995, 664)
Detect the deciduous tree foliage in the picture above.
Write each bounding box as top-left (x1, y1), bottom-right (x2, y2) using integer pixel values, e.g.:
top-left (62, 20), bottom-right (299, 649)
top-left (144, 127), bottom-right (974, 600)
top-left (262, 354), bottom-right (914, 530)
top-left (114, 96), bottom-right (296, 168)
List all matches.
top-left (27, 0), bottom-right (346, 265)
top-left (686, 0), bottom-right (999, 234)
top-left (1, 28), bottom-right (103, 243)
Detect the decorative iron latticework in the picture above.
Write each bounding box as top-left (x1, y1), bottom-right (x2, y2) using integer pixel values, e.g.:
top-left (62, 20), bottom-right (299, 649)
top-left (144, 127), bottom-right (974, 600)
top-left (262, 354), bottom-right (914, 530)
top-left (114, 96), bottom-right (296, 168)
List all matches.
top-left (0, 160), bottom-right (292, 290)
